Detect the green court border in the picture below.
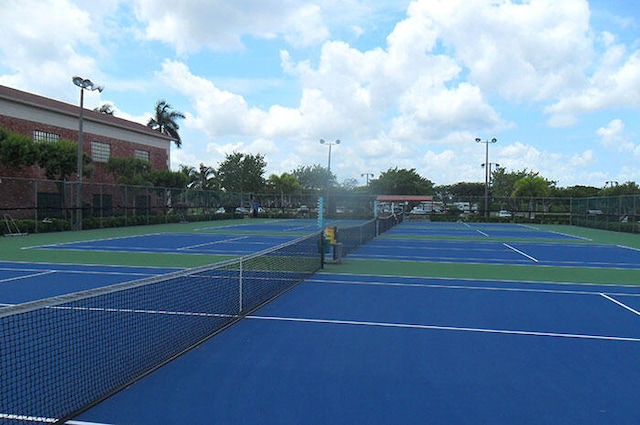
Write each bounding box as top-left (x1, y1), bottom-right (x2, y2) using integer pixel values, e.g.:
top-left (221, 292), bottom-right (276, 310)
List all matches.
top-left (0, 220), bottom-right (252, 268)
top-left (321, 224), bottom-right (640, 286)
top-left (1, 221), bottom-right (638, 286)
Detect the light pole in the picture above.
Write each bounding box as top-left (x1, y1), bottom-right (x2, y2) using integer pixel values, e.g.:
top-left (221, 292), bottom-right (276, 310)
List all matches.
top-left (475, 137), bottom-right (497, 218)
top-left (481, 162), bottom-right (500, 185)
top-left (72, 76), bottom-right (104, 230)
top-left (320, 139), bottom-right (340, 214)
top-left (361, 172), bottom-right (373, 185)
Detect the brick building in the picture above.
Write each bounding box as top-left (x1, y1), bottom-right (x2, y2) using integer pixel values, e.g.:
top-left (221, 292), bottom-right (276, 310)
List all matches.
top-left (0, 84), bottom-right (173, 179)
top-left (0, 84), bottom-right (174, 222)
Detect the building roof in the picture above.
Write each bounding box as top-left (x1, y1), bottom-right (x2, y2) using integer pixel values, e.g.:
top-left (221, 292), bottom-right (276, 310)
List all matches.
top-left (0, 84), bottom-right (174, 142)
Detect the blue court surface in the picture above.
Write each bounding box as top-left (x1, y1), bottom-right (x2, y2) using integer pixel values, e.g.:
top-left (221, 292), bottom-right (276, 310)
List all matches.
top-left (0, 262), bottom-right (180, 307)
top-left (74, 273), bottom-right (640, 425)
top-left (348, 238), bottom-right (640, 268)
top-left (384, 221), bottom-right (586, 240)
top-left (29, 233), bottom-right (298, 255)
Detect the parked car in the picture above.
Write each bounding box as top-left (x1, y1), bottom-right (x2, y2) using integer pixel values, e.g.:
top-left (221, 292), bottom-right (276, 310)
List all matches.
top-left (497, 210), bottom-right (512, 217)
top-left (297, 205), bottom-right (309, 215)
top-left (410, 205), bottom-right (428, 215)
top-left (235, 206), bottom-right (250, 215)
top-left (215, 207), bottom-right (226, 214)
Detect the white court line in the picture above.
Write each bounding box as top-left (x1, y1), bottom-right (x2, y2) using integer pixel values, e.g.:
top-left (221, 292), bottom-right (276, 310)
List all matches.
top-left (475, 229), bottom-right (490, 237)
top-left (0, 413), bottom-right (57, 423)
top-left (0, 270), bottom-right (55, 284)
top-left (50, 305), bottom-right (239, 319)
top-left (20, 233), bottom-right (167, 250)
top-left (178, 235), bottom-right (249, 251)
top-left (502, 243), bottom-right (539, 263)
top-left (617, 244), bottom-right (640, 252)
top-left (307, 277), bottom-right (640, 297)
top-left (600, 293), bottom-right (640, 316)
top-left (0, 413), bottom-right (115, 425)
top-left (306, 275), bottom-right (640, 295)
top-left (249, 315), bottom-right (640, 342)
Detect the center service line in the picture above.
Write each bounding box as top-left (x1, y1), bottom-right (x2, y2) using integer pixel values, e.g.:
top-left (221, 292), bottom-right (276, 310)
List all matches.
top-left (502, 243), bottom-right (539, 263)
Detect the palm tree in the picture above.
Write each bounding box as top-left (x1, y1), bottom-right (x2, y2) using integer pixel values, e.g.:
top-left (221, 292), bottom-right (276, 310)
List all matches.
top-left (147, 100), bottom-right (186, 148)
top-left (268, 172), bottom-right (301, 210)
top-left (179, 163), bottom-right (216, 189)
top-left (512, 172), bottom-right (551, 217)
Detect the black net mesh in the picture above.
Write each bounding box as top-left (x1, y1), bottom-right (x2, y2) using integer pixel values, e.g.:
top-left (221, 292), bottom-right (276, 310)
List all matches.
top-left (335, 213), bottom-right (403, 256)
top-left (0, 232), bottom-right (322, 424)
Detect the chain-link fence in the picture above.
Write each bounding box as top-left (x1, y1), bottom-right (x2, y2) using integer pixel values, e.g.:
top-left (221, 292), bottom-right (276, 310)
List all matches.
top-left (570, 195), bottom-right (639, 233)
top-left (2, 176), bottom-right (636, 234)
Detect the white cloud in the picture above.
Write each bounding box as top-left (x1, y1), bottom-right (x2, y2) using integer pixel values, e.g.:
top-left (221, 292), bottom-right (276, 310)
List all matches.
top-left (409, 0), bottom-right (594, 101)
top-left (1, 0), bottom-right (639, 188)
top-left (133, 0), bottom-right (329, 53)
top-left (569, 150), bottom-right (595, 167)
top-left (597, 119), bottom-right (636, 153)
top-left (544, 40), bottom-right (640, 126)
top-left (0, 0), bottom-right (107, 102)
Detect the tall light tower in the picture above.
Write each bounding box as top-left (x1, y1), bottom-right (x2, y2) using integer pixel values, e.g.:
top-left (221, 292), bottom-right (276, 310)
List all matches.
top-left (475, 137), bottom-right (497, 218)
top-left (320, 139), bottom-right (340, 214)
top-left (72, 76), bottom-right (104, 230)
top-left (361, 172), bottom-right (373, 185)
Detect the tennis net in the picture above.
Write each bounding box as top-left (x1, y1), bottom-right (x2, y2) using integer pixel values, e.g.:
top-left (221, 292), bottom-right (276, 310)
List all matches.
top-left (337, 213), bottom-right (404, 256)
top-left (0, 232), bottom-right (322, 424)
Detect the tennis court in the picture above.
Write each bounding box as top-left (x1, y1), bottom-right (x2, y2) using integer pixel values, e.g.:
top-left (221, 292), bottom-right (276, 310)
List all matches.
top-left (30, 233), bottom-right (298, 256)
top-left (74, 275), bottom-right (640, 424)
top-left (2, 219), bottom-right (640, 424)
top-left (0, 262), bottom-right (180, 307)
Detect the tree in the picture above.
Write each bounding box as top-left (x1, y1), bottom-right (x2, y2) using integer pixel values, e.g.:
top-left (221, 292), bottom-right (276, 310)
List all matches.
top-left (368, 167), bottom-right (434, 195)
top-left (105, 157), bottom-right (153, 186)
top-left (267, 172), bottom-right (302, 209)
top-left (180, 163), bottom-right (216, 190)
top-left (94, 103), bottom-right (115, 115)
top-left (217, 152), bottom-right (266, 193)
top-left (37, 140), bottom-right (87, 181)
top-left (554, 185), bottom-right (601, 198)
top-left (512, 172), bottom-right (553, 215)
top-left (491, 167), bottom-right (529, 198)
top-left (147, 100), bottom-right (186, 148)
top-left (340, 178), bottom-right (359, 192)
top-left (601, 181), bottom-right (640, 196)
top-left (0, 127), bottom-right (39, 169)
top-left (148, 169), bottom-right (189, 188)
top-left (442, 182), bottom-right (485, 198)
top-left (512, 172), bottom-right (552, 198)
top-left (292, 164), bottom-right (333, 192)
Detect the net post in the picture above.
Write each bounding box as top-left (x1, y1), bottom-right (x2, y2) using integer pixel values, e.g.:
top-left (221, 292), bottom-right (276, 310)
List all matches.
top-left (239, 258), bottom-right (243, 313)
top-left (317, 196), bottom-right (324, 230)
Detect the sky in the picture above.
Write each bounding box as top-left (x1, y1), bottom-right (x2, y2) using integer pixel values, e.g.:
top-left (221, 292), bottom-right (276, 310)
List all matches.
top-left (1, 0), bottom-right (639, 188)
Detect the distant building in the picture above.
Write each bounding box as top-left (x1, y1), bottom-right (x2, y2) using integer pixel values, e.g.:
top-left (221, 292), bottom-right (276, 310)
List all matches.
top-left (0, 84), bottom-right (174, 220)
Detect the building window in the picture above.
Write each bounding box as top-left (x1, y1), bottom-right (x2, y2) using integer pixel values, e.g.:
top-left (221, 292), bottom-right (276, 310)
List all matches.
top-left (33, 130), bottom-right (60, 143)
top-left (134, 149), bottom-right (150, 162)
top-left (91, 141), bottom-right (111, 163)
